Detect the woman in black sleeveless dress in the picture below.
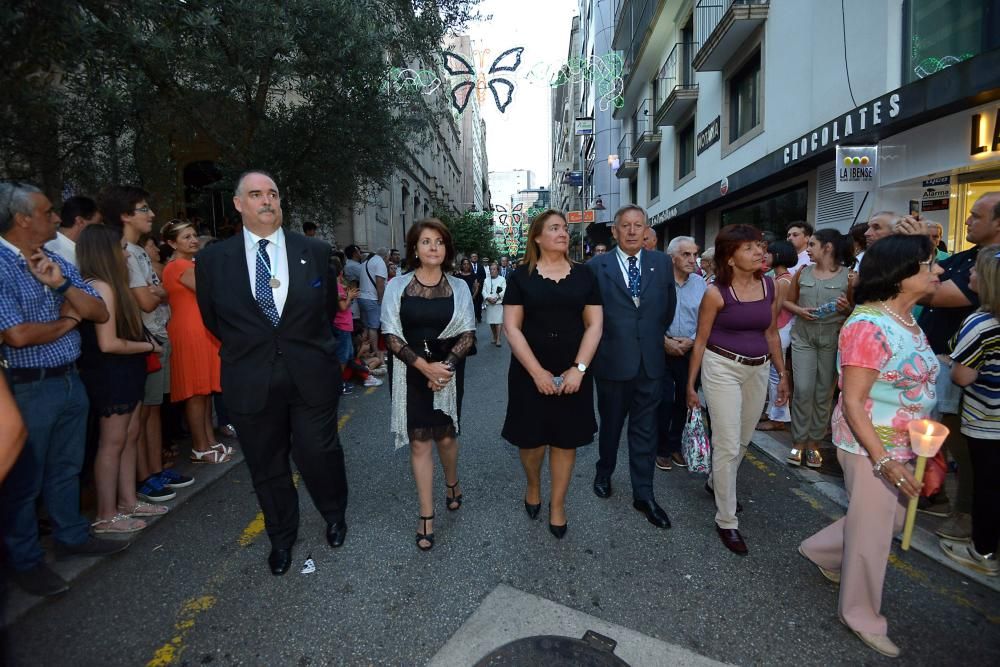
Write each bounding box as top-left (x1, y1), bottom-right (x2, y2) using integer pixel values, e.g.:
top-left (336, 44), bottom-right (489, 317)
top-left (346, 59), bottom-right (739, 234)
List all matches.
top-left (502, 210), bottom-right (603, 538)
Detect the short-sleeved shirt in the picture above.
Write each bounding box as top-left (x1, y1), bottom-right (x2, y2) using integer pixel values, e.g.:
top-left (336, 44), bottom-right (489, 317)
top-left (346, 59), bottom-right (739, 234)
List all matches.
top-left (125, 241), bottom-right (170, 339)
top-left (950, 311), bottom-right (1000, 439)
top-left (0, 238), bottom-right (101, 368)
top-left (666, 273), bottom-right (707, 339)
top-left (830, 305), bottom-right (939, 459)
top-left (917, 246), bottom-right (979, 353)
top-left (358, 255), bottom-right (387, 301)
top-left (333, 281), bottom-right (354, 332)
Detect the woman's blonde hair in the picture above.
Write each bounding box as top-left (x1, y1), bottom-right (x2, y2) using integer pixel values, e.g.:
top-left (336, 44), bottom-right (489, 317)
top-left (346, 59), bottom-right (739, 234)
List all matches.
top-left (521, 209), bottom-right (571, 274)
top-left (975, 244), bottom-right (1000, 320)
top-left (77, 224), bottom-right (144, 342)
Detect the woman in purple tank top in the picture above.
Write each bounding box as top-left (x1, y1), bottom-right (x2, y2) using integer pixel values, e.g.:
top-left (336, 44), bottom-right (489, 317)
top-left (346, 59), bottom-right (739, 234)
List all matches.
top-left (686, 224), bottom-right (789, 555)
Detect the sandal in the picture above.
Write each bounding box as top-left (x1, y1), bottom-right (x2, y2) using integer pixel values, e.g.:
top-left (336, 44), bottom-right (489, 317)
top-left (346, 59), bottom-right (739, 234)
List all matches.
top-left (756, 420), bottom-right (787, 432)
top-left (92, 513), bottom-right (146, 534)
top-left (416, 514), bottom-right (435, 551)
top-left (805, 448), bottom-right (824, 469)
top-left (190, 447), bottom-right (231, 464)
top-left (212, 442), bottom-right (234, 456)
top-left (445, 481), bottom-right (463, 511)
top-left (118, 501), bottom-right (169, 518)
top-left (787, 448), bottom-right (803, 466)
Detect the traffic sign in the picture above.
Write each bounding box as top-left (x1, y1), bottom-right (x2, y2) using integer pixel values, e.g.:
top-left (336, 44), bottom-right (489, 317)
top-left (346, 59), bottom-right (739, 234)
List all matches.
top-left (567, 210), bottom-right (596, 224)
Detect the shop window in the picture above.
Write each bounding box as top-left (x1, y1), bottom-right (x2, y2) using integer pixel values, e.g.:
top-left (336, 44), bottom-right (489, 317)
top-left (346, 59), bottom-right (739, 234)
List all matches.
top-left (720, 183), bottom-right (808, 238)
top-left (728, 50), bottom-right (761, 144)
top-left (677, 120), bottom-right (695, 184)
top-left (649, 152), bottom-right (660, 201)
top-left (903, 0), bottom-right (999, 84)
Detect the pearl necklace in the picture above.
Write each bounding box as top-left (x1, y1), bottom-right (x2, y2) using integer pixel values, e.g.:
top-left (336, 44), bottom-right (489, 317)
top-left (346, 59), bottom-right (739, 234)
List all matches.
top-left (880, 301), bottom-right (916, 327)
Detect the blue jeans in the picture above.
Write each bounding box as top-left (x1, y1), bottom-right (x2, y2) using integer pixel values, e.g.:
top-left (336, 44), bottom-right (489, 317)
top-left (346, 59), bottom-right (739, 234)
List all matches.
top-left (332, 328), bottom-right (354, 365)
top-left (1, 372), bottom-right (91, 570)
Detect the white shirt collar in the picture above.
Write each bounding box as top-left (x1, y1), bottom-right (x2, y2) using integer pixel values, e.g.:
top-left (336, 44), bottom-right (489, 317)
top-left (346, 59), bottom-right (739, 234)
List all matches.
top-left (616, 246), bottom-right (642, 264)
top-left (0, 234), bottom-right (23, 258)
top-left (243, 225), bottom-right (284, 251)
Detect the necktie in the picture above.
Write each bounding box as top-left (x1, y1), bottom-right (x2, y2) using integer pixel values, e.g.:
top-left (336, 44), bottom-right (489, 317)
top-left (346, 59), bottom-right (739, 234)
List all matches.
top-left (627, 255), bottom-right (640, 300)
top-left (255, 239), bottom-right (280, 326)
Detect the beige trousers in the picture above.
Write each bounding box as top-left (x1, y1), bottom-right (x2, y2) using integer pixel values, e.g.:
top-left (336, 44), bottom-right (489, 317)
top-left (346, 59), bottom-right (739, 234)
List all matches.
top-left (702, 350), bottom-right (769, 529)
top-left (799, 448), bottom-right (907, 635)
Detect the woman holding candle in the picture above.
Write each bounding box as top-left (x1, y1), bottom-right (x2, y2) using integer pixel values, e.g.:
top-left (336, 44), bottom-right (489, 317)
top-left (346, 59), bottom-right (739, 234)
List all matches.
top-left (940, 245), bottom-right (1000, 576)
top-left (799, 234), bottom-right (942, 658)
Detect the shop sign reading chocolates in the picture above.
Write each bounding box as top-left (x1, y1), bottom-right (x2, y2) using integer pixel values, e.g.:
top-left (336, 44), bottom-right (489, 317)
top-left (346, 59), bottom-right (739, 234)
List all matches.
top-left (784, 93), bottom-right (901, 165)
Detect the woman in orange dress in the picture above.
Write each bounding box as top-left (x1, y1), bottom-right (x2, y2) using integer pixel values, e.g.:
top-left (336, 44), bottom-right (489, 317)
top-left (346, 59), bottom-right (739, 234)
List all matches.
top-left (161, 220), bottom-right (230, 464)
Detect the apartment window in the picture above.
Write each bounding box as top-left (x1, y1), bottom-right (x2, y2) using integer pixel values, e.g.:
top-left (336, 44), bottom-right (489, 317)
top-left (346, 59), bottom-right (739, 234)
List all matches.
top-left (728, 50), bottom-right (761, 143)
top-left (677, 120), bottom-right (695, 183)
top-left (629, 178), bottom-right (638, 204)
top-left (649, 152), bottom-right (660, 201)
top-left (903, 0), bottom-right (999, 83)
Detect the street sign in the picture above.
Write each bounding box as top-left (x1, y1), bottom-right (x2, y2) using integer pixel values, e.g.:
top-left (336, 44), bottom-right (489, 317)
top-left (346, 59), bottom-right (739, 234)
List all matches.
top-left (567, 210), bottom-right (596, 223)
top-left (575, 117), bottom-right (594, 135)
top-left (562, 171), bottom-right (583, 186)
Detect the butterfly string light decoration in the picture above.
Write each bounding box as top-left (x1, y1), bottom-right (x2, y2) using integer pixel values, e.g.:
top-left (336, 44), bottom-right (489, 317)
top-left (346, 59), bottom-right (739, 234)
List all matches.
top-left (442, 47), bottom-right (524, 114)
top-left (494, 202), bottom-right (526, 254)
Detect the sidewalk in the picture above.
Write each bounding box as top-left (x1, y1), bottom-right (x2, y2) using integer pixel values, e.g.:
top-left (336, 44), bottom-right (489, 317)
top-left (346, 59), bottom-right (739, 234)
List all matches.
top-left (750, 428), bottom-right (1000, 593)
top-left (2, 436), bottom-right (243, 626)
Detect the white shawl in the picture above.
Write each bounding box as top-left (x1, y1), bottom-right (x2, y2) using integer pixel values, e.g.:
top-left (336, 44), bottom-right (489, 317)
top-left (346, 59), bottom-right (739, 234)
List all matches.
top-left (380, 272), bottom-right (476, 450)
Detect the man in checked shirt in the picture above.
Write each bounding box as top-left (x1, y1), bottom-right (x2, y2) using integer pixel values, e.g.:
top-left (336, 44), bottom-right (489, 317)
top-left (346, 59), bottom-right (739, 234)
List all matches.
top-left (0, 182), bottom-right (127, 598)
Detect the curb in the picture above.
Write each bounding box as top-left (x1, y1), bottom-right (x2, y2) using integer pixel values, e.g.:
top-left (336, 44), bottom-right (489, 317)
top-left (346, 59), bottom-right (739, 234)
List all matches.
top-left (750, 430), bottom-right (1000, 593)
top-left (2, 440), bottom-right (244, 627)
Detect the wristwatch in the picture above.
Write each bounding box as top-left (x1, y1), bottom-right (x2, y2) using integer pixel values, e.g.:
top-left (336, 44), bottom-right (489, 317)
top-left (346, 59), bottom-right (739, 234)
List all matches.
top-left (576, 362), bottom-right (588, 373)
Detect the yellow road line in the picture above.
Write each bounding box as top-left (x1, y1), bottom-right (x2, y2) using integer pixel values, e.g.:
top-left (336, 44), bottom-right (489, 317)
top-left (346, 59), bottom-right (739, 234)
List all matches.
top-left (146, 595), bottom-right (217, 667)
top-left (792, 486), bottom-right (999, 625)
top-left (744, 451), bottom-right (777, 477)
top-left (365, 386), bottom-right (376, 395)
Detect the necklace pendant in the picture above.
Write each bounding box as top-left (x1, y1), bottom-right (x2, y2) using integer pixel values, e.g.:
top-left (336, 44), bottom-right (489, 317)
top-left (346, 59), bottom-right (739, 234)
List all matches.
top-left (269, 277), bottom-right (281, 289)
top-left (423, 340), bottom-right (431, 357)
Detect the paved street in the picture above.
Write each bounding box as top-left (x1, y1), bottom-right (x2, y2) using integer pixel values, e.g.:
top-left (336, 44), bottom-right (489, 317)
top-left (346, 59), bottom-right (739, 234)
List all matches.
top-left (6, 326), bottom-right (1000, 666)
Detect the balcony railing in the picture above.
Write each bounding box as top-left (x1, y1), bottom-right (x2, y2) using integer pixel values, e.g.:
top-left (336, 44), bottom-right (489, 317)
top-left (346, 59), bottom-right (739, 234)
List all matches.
top-left (616, 135), bottom-right (639, 179)
top-left (654, 41), bottom-right (699, 127)
top-left (694, 0), bottom-right (769, 71)
top-left (631, 99), bottom-right (661, 159)
top-left (614, 0), bottom-right (659, 76)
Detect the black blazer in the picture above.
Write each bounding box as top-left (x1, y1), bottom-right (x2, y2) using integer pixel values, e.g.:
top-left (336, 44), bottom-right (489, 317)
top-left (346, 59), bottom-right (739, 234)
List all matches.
top-left (471, 262), bottom-right (487, 287)
top-left (196, 231), bottom-right (340, 413)
top-left (587, 249), bottom-right (676, 381)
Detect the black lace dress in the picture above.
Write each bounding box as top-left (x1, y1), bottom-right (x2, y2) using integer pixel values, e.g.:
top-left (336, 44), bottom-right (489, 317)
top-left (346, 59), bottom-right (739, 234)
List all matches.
top-left (385, 276), bottom-right (475, 441)
top-left (77, 321), bottom-right (147, 417)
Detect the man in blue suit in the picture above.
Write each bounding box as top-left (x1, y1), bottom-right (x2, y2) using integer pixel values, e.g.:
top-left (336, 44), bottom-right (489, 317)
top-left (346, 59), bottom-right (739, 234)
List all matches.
top-left (588, 205), bottom-right (676, 528)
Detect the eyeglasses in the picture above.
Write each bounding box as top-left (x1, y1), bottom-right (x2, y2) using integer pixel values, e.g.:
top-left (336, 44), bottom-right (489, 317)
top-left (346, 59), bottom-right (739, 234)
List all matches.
top-left (919, 257), bottom-right (937, 270)
top-left (134, 206), bottom-right (152, 214)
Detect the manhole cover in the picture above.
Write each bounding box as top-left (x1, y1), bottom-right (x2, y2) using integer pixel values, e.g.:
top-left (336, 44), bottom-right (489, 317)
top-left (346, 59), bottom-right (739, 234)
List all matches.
top-left (475, 631), bottom-right (630, 666)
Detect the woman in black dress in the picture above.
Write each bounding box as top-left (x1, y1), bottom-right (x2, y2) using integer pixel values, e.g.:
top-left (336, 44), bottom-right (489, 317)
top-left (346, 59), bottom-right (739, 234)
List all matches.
top-left (77, 225), bottom-right (167, 534)
top-left (455, 258), bottom-right (479, 301)
top-left (502, 209), bottom-right (604, 538)
top-left (381, 219), bottom-right (476, 551)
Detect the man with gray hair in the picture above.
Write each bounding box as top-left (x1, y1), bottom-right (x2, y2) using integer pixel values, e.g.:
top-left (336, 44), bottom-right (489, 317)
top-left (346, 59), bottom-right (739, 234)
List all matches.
top-left (358, 246), bottom-right (389, 362)
top-left (656, 236), bottom-right (707, 471)
top-left (0, 182), bottom-right (124, 597)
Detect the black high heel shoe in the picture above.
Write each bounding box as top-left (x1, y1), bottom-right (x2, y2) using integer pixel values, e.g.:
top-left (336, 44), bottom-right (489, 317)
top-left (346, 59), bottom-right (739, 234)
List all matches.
top-left (524, 500), bottom-right (541, 519)
top-left (548, 505), bottom-right (567, 539)
top-left (445, 481), bottom-right (463, 511)
top-left (416, 514), bottom-right (434, 551)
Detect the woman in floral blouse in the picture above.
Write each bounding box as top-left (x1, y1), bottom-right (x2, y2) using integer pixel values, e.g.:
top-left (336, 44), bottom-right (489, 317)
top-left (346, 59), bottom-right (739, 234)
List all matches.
top-left (798, 234), bottom-right (942, 659)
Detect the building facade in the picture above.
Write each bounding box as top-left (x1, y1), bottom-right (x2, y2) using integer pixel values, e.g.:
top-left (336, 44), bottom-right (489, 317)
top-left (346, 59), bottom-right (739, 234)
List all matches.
top-left (603, 0), bottom-right (999, 250)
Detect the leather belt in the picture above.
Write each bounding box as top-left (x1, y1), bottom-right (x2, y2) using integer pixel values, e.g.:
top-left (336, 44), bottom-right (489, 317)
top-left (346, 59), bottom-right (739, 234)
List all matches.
top-left (8, 363), bottom-right (76, 384)
top-left (706, 344), bottom-right (770, 367)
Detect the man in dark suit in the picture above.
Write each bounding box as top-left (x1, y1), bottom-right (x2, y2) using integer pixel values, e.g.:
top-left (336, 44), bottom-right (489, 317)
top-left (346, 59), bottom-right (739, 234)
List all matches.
top-left (588, 205), bottom-right (676, 529)
top-left (196, 171), bottom-right (348, 576)
top-left (470, 252), bottom-right (487, 323)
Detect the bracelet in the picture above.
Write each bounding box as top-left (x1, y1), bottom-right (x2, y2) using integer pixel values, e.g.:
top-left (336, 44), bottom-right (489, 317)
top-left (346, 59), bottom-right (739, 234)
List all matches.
top-left (59, 315), bottom-right (81, 324)
top-left (54, 278), bottom-right (72, 294)
top-left (872, 454), bottom-right (893, 477)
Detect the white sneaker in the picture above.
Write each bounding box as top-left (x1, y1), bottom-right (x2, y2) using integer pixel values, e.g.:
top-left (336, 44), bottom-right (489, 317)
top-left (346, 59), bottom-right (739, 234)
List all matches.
top-left (935, 513), bottom-right (972, 541)
top-left (369, 366), bottom-right (387, 376)
top-left (363, 375), bottom-right (383, 387)
top-left (940, 538), bottom-right (999, 576)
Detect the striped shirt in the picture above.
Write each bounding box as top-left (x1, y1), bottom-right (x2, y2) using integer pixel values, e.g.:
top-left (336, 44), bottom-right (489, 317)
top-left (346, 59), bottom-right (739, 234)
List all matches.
top-left (0, 238), bottom-right (99, 369)
top-left (950, 311), bottom-right (1000, 439)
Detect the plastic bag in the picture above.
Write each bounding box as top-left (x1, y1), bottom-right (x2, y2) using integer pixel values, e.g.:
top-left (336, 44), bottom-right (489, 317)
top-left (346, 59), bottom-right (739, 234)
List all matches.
top-left (682, 407), bottom-right (711, 474)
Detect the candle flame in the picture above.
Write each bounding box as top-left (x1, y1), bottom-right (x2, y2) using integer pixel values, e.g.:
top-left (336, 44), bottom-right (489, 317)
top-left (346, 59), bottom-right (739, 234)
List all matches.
top-left (925, 422), bottom-right (934, 436)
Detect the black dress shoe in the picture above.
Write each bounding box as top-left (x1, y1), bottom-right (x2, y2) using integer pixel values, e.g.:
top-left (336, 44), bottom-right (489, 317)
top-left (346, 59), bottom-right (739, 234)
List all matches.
top-left (716, 525), bottom-right (748, 555)
top-left (549, 522), bottom-right (567, 539)
top-left (593, 476), bottom-right (612, 499)
top-left (268, 548), bottom-right (292, 576)
top-left (524, 500), bottom-right (541, 520)
top-left (326, 521), bottom-right (348, 549)
top-left (632, 499), bottom-right (672, 529)
top-left (704, 482), bottom-right (743, 513)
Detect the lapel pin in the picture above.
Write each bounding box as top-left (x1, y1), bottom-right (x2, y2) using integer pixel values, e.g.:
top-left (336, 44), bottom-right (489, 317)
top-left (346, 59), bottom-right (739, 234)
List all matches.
top-left (650, 267), bottom-right (654, 272)
top-left (300, 258), bottom-right (307, 264)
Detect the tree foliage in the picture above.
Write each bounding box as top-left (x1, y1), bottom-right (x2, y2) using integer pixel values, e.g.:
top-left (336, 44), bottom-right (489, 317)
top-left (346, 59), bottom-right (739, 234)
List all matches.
top-left (1, 0), bottom-right (479, 214)
top-left (435, 208), bottom-right (502, 260)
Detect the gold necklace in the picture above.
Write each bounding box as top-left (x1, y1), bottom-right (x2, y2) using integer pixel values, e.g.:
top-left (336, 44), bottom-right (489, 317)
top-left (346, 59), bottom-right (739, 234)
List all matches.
top-left (880, 301), bottom-right (916, 327)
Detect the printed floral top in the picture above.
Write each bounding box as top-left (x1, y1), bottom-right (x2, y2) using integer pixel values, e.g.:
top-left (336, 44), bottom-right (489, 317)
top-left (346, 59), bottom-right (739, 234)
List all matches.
top-left (830, 305), bottom-right (938, 460)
